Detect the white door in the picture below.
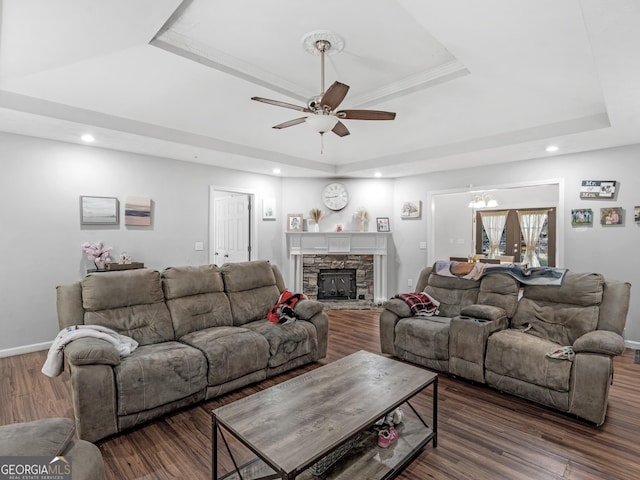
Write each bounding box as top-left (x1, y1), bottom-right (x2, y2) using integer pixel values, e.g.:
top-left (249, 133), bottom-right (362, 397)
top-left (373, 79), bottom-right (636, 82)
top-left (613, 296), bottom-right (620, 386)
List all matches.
top-left (212, 193), bottom-right (251, 265)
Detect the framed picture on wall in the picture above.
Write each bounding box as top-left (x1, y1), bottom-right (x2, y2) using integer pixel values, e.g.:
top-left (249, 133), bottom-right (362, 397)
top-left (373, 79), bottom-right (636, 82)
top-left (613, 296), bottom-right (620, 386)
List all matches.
top-left (124, 196), bottom-right (151, 226)
top-left (80, 196), bottom-right (119, 225)
top-left (401, 200), bottom-right (421, 219)
top-left (571, 208), bottom-right (593, 226)
top-left (635, 206), bottom-right (640, 223)
top-left (600, 207), bottom-right (623, 225)
top-left (287, 213), bottom-right (303, 232)
top-left (376, 217), bottom-right (390, 232)
top-left (262, 198), bottom-right (276, 220)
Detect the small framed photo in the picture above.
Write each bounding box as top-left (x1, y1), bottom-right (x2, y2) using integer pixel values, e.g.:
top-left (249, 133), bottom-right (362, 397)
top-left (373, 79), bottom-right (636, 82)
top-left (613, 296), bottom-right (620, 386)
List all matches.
top-left (80, 196), bottom-right (119, 225)
top-left (287, 213), bottom-right (303, 232)
top-left (571, 208), bottom-right (593, 226)
top-left (401, 200), bottom-right (421, 219)
top-left (262, 198), bottom-right (276, 220)
top-left (600, 207), bottom-right (623, 225)
top-left (376, 217), bottom-right (390, 232)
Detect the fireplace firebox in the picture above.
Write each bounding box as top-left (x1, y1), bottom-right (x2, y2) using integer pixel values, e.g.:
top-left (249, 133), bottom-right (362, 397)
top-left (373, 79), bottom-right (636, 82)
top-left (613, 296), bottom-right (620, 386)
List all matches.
top-left (317, 269), bottom-right (357, 300)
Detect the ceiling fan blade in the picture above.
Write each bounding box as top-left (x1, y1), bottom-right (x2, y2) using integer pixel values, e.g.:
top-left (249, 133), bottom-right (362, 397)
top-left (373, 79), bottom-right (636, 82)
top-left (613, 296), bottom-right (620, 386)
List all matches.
top-left (332, 121), bottom-right (350, 137)
top-left (251, 97), bottom-right (311, 113)
top-left (336, 110), bottom-right (396, 120)
top-left (273, 117), bottom-right (307, 129)
top-left (320, 81), bottom-right (350, 111)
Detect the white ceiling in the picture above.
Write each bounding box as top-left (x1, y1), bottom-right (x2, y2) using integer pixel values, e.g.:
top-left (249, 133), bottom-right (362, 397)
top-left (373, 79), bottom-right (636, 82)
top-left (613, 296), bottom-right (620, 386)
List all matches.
top-left (1, 0), bottom-right (639, 178)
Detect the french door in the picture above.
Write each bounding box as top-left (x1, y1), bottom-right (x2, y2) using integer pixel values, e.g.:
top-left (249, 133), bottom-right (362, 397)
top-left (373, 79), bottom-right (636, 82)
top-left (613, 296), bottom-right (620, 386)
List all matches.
top-left (476, 208), bottom-right (556, 266)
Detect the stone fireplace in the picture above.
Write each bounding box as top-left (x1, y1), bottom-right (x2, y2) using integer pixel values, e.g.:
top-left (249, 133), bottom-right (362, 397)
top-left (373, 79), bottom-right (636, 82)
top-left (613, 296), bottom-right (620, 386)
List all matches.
top-left (286, 232), bottom-right (389, 307)
top-left (316, 268), bottom-right (357, 300)
top-left (303, 255), bottom-right (374, 304)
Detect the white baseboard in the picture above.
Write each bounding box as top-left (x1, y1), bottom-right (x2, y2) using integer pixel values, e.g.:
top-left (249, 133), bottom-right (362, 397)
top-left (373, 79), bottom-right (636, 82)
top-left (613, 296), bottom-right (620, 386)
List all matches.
top-left (625, 340), bottom-right (640, 350)
top-left (0, 341), bottom-right (51, 358)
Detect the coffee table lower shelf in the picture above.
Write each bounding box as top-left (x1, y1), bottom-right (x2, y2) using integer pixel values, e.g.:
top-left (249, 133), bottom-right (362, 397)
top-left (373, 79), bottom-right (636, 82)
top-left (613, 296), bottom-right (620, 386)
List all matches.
top-left (218, 408), bottom-right (434, 480)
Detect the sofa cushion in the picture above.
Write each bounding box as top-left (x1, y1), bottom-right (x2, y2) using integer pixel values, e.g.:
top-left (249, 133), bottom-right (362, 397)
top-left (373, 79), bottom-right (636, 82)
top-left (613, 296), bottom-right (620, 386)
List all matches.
top-left (424, 273), bottom-right (480, 318)
top-left (522, 272), bottom-right (604, 306)
top-left (510, 272), bottom-right (604, 345)
top-left (511, 298), bottom-right (599, 346)
top-left (166, 292), bottom-right (233, 339)
top-left (82, 269), bottom-right (175, 346)
top-left (485, 329), bottom-right (573, 392)
top-left (0, 418), bottom-right (75, 456)
top-left (180, 326), bottom-right (269, 385)
top-left (221, 260), bottom-right (277, 292)
top-left (244, 319), bottom-right (318, 368)
top-left (162, 265), bottom-right (233, 338)
top-left (114, 342), bottom-right (207, 415)
top-left (477, 273), bottom-right (520, 318)
top-left (222, 261), bottom-right (281, 325)
top-left (82, 269), bottom-right (165, 310)
top-left (84, 303), bottom-right (175, 346)
top-left (394, 316), bottom-right (451, 361)
top-left (162, 264), bottom-right (225, 299)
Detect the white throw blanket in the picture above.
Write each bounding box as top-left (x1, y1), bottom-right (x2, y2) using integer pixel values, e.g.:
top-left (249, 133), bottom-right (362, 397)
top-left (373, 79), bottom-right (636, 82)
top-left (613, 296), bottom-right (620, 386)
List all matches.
top-left (41, 325), bottom-right (138, 378)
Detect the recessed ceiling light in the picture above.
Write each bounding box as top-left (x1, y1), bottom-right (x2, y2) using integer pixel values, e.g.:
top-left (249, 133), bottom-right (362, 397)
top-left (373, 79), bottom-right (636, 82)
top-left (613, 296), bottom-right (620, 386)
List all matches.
top-left (81, 134), bottom-right (95, 143)
top-left (545, 145), bottom-right (558, 152)
top-left (272, 168), bottom-right (281, 174)
top-left (374, 171), bottom-right (382, 178)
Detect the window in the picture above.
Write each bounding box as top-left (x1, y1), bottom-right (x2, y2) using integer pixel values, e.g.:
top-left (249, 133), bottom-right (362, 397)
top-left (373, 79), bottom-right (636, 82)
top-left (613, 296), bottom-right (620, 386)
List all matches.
top-left (476, 208), bottom-right (556, 266)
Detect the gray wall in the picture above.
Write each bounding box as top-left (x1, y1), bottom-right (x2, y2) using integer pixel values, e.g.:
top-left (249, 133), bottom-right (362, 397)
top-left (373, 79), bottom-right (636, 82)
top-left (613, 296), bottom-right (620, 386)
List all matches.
top-left (1, 131), bottom-right (638, 354)
top-left (0, 132), bottom-right (283, 354)
top-left (394, 145), bottom-right (639, 346)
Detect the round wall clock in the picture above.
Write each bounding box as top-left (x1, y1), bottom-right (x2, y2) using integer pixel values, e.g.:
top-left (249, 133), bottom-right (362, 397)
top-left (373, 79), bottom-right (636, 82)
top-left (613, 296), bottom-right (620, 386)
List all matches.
top-left (322, 183), bottom-right (349, 211)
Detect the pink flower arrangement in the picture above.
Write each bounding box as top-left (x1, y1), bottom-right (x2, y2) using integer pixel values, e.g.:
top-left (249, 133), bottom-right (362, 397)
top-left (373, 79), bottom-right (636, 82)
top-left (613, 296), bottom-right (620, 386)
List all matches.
top-left (81, 241), bottom-right (112, 269)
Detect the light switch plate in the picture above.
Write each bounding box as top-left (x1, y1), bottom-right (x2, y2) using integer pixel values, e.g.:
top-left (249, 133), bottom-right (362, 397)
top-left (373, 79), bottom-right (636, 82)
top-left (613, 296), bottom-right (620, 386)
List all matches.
top-left (194, 241), bottom-right (204, 251)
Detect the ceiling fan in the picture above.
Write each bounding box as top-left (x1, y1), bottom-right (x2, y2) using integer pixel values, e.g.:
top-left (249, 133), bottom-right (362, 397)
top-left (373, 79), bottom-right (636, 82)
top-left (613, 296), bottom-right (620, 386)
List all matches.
top-left (251, 32), bottom-right (396, 146)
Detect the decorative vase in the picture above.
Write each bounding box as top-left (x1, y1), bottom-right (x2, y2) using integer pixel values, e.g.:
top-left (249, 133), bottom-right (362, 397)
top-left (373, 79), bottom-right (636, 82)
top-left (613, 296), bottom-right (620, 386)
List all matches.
top-left (359, 220), bottom-right (365, 232)
top-left (314, 223), bottom-right (320, 232)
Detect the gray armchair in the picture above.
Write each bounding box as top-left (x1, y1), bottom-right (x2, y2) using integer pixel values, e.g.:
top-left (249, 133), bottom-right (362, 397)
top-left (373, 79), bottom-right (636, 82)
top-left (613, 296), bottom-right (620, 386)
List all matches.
top-left (0, 418), bottom-right (105, 480)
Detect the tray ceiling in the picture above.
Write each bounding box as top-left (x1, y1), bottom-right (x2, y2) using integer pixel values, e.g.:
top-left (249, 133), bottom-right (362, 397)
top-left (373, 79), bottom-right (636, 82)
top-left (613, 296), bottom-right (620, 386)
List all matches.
top-left (1, 0), bottom-right (639, 177)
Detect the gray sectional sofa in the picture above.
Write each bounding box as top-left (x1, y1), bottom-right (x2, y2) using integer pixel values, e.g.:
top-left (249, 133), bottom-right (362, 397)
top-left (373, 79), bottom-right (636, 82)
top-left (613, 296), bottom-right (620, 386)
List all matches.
top-left (380, 263), bottom-right (631, 426)
top-left (56, 260), bottom-right (328, 442)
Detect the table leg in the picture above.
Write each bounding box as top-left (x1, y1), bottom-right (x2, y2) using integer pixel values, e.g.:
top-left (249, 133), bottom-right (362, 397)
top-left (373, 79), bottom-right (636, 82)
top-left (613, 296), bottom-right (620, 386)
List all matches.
top-left (212, 415), bottom-right (218, 480)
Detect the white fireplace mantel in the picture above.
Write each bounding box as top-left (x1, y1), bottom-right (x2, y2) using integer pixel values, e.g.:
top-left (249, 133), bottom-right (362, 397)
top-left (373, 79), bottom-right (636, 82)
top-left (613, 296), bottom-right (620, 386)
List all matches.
top-left (286, 232), bottom-right (391, 302)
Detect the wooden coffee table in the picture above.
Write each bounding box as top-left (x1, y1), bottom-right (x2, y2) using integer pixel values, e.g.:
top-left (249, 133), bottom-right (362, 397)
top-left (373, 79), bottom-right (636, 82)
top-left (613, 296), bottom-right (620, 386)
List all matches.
top-left (212, 350), bottom-right (437, 480)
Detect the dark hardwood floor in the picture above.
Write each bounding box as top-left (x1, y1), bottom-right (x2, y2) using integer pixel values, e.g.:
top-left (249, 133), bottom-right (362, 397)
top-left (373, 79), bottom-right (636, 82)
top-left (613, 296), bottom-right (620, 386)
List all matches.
top-left (2, 310), bottom-right (639, 479)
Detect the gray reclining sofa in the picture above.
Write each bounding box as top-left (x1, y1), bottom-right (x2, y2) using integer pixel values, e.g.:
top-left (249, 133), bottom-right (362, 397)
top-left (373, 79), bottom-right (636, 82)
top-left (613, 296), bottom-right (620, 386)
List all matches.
top-left (380, 263), bottom-right (630, 425)
top-left (56, 260), bottom-right (328, 442)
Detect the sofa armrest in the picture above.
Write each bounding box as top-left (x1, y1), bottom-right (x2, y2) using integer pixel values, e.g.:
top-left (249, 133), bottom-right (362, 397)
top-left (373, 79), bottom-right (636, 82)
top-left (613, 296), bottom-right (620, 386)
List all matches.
top-left (293, 300), bottom-right (328, 360)
top-left (460, 304), bottom-right (507, 322)
top-left (293, 299), bottom-right (324, 320)
top-left (379, 308), bottom-right (404, 355)
top-left (0, 418), bottom-right (75, 456)
top-left (573, 330), bottom-right (625, 356)
top-left (381, 298), bottom-right (411, 318)
top-left (64, 338), bottom-right (121, 366)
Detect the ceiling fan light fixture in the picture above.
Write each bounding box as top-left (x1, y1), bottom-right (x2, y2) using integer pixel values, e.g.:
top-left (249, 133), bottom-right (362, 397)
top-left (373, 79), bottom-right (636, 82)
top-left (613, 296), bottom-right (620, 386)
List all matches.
top-left (306, 113), bottom-right (338, 133)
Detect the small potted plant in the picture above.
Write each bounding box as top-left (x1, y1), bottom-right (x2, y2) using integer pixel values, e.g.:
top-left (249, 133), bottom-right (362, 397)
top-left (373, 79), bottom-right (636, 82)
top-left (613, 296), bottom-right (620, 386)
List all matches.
top-left (81, 241), bottom-right (112, 270)
top-left (309, 208), bottom-right (325, 232)
top-left (355, 207), bottom-right (369, 232)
